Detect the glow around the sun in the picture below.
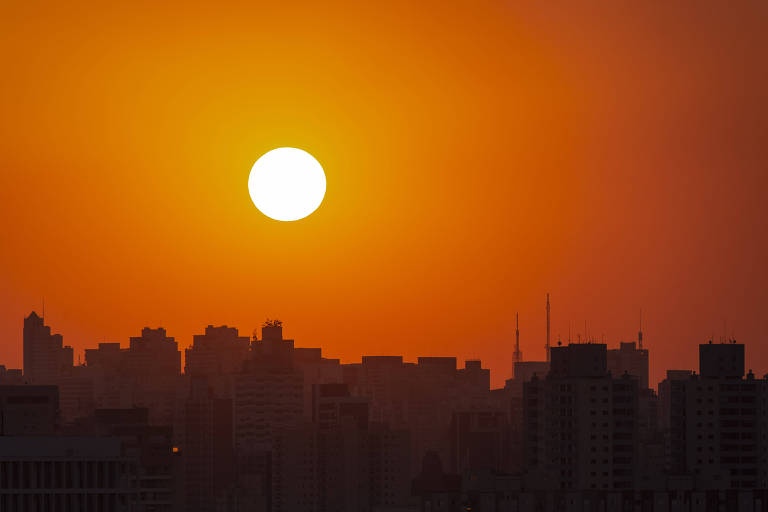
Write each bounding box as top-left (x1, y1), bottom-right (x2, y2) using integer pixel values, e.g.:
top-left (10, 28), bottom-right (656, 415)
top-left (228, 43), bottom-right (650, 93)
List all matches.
top-left (248, 147), bottom-right (326, 222)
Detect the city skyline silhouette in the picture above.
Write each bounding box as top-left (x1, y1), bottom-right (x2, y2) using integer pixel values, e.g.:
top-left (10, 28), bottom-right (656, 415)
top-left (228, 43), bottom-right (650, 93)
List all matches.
top-left (2, 1), bottom-right (768, 510)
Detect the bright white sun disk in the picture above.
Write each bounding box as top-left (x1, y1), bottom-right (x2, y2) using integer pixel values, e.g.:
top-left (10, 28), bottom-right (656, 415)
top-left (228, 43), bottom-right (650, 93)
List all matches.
top-left (248, 148), bottom-right (326, 221)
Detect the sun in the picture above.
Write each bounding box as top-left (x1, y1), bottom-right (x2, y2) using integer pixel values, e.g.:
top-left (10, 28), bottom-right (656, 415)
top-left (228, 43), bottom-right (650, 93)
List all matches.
top-left (248, 147), bottom-right (326, 222)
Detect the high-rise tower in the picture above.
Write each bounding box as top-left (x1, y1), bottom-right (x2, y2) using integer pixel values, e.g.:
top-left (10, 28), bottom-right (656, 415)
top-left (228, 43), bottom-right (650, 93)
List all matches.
top-left (23, 311), bottom-right (73, 384)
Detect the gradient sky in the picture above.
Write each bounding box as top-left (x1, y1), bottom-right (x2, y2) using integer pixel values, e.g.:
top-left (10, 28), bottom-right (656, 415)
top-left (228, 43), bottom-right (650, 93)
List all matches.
top-left (2, 1), bottom-right (767, 388)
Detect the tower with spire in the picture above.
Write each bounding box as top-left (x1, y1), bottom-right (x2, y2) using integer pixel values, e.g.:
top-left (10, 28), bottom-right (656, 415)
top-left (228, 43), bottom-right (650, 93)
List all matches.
top-left (513, 312), bottom-right (522, 366)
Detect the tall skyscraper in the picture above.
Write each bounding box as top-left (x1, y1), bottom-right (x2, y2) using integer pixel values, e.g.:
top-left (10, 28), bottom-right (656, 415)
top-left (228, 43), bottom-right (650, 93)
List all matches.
top-left (22, 311), bottom-right (73, 384)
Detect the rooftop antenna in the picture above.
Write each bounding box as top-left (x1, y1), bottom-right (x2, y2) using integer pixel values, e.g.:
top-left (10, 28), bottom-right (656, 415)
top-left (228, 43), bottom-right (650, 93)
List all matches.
top-left (546, 293), bottom-right (551, 362)
top-left (638, 308), bottom-right (643, 350)
top-left (513, 312), bottom-right (522, 365)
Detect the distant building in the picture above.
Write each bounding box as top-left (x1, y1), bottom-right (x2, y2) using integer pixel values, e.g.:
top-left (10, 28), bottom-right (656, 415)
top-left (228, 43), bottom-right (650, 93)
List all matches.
top-left (699, 341), bottom-right (745, 378)
top-left (22, 312), bottom-right (73, 384)
top-left (294, 348), bottom-right (343, 420)
top-left (668, 342), bottom-right (768, 489)
top-left (312, 383), bottom-right (371, 511)
top-left (184, 325), bottom-right (250, 377)
top-left (85, 408), bottom-right (179, 511)
top-left (84, 329), bottom-right (182, 425)
top-left (524, 343), bottom-right (640, 490)
top-left (607, 341), bottom-right (649, 389)
top-left (344, 355), bottom-right (491, 479)
top-left (234, 324), bottom-right (305, 456)
top-left (657, 369), bottom-right (693, 431)
top-left (0, 437), bottom-right (134, 511)
top-left (0, 366), bottom-right (23, 385)
top-left (369, 422), bottom-right (413, 510)
top-left (181, 378), bottom-right (235, 512)
top-left (449, 409), bottom-right (509, 474)
top-left (501, 360), bottom-right (551, 473)
top-left (0, 385), bottom-right (59, 435)
top-left (126, 327), bottom-right (181, 377)
top-left (57, 365), bottom-right (96, 423)
top-left (511, 361), bottom-right (550, 384)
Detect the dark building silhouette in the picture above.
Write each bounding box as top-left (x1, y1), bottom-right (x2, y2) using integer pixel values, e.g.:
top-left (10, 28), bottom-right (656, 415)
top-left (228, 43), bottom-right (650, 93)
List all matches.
top-left (184, 325), bottom-right (250, 377)
top-left (9, 311), bottom-right (768, 511)
top-left (501, 360), bottom-right (551, 473)
top-left (83, 328), bottom-right (182, 425)
top-left (71, 408), bottom-right (179, 511)
top-left (22, 312), bottom-right (73, 385)
top-left (126, 327), bottom-right (181, 377)
top-left (607, 341), bottom-right (649, 389)
top-left (669, 342), bottom-right (768, 490)
top-left (0, 385), bottom-right (58, 435)
top-left (0, 437), bottom-right (134, 511)
top-left (449, 409), bottom-right (509, 474)
top-left (369, 422), bottom-right (413, 509)
top-left (699, 340), bottom-right (745, 378)
top-left (0, 366), bottom-right (23, 384)
top-left (524, 343), bottom-right (640, 490)
top-left (181, 378), bottom-right (235, 512)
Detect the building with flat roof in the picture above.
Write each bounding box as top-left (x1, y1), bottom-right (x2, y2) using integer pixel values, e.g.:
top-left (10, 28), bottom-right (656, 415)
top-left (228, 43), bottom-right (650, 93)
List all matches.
top-left (0, 436), bottom-right (133, 511)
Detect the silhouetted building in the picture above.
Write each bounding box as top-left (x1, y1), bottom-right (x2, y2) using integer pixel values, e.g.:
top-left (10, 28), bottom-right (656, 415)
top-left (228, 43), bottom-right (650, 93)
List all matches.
top-left (346, 356), bottom-right (491, 480)
top-left (233, 324), bottom-right (303, 510)
top-left (699, 340), bottom-right (745, 378)
top-left (0, 437), bottom-right (134, 511)
top-left (22, 312), bottom-right (73, 384)
top-left (411, 451), bottom-right (461, 510)
top-left (369, 422), bottom-right (413, 510)
top-left (181, 378), bottom-right (235, 512)
top-left (313, 382), bottom-right (368, 431)
top-left (235, 326), bottom-right (304, 456)
top-left (511, 361), bottom-right (551, 384)
top-left (668, 342), bottom-right (768, 490)
top-left (0, 385), bottom-right (58, 435)
top-left (294, 348), bottom-right (342, 420)
top-left (0, 366), bottom-right (23, 385)
top-left (57, 365), bottom-right (96, 423)
top-left (524, 343), bottom-right (640, 490)
top-left (607, 341), bottom-right (649, 389)
top-left (126, 327), bottom-right (181, 377)
top-left (184, 325), bottom-right (250, 377)
top-left (86, 408), bottom-right (179, 511)
top-left (313, 383), bottom-right (370, 512)
top-left (85, 329), bottom-right (182, 425)
top-left (272, 423), bottom-right (318, 512)
top-left (449, 409), bottom-right (509, 474)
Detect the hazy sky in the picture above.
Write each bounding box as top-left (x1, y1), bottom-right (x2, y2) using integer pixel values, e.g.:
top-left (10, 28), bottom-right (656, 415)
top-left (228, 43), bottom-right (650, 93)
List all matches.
top-left (2, 1), bottom-right (767, 387)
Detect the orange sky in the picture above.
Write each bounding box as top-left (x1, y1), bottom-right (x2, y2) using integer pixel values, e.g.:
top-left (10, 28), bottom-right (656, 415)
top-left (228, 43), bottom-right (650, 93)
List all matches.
top-left (2, 1), bottom-right (767, 388)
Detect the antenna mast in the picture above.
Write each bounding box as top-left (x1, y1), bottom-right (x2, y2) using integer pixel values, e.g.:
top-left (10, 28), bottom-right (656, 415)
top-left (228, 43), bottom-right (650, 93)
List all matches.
top-left (513, 312), bottom-right (522, 364)
top-left (545, 293), bottom-right (551, 362)
top-left (638, 308), bottom-right (643, 350)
